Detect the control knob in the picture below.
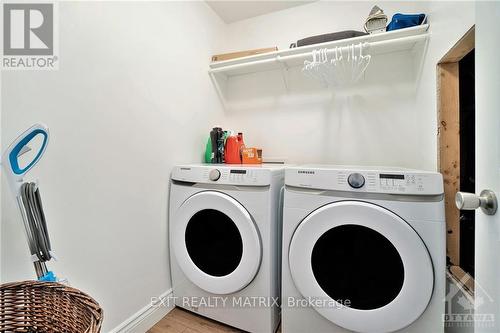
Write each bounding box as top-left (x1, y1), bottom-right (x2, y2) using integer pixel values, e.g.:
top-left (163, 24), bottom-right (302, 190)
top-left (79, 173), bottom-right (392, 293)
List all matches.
top-left (209, 169), bottom-right (221, 181)
top-left (348, 173), bottom-right (365, 189)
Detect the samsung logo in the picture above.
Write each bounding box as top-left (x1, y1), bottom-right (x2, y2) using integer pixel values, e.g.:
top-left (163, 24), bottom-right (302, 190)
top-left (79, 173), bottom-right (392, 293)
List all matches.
top-left (180, 167), bottom-right (191, 171)
top-left (298, 170), bottom-right (315, 174)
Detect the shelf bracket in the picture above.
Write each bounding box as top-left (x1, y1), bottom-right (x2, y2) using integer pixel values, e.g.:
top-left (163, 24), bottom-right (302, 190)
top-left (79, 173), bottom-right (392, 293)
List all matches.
top-left (412, 35), bottom-right (430, 93)
top-left (209, 71), bottom-right (228, 109)
top-left (276, 55), bottom-right (290, 92)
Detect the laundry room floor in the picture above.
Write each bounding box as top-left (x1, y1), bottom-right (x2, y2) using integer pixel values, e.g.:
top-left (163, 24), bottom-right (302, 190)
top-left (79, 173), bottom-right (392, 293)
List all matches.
top-left (148, 307), bottom-right (282, 333)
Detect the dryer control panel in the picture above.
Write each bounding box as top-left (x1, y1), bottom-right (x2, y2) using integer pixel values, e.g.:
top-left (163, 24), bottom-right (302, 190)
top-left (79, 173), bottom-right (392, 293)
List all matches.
top-left (286, 165), bottom-right (443, 195)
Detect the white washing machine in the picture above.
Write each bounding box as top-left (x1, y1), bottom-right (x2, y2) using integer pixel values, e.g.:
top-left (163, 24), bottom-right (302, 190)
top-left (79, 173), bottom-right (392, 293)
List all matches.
top-left (282, 165), bottom-right (445, 333)
top-left (169, 164), bottom-right (284, 333)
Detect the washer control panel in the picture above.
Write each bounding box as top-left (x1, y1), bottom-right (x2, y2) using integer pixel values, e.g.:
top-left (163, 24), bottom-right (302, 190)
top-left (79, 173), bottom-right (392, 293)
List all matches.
top-left (172, 165), bottom-right (281, 186)
top-left (379, 173), bottom-right (415, 192)
top-left (225, 169), bottom-right (259, 184)
top-left (286, 166), bottom-right (443, 195)
top-left (203, 168), bottom-right (260, 185)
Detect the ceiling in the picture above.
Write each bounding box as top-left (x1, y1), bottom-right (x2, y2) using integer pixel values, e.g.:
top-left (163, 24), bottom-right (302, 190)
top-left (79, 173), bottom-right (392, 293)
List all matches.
top-left (206, 1), bottom-right (316, 23)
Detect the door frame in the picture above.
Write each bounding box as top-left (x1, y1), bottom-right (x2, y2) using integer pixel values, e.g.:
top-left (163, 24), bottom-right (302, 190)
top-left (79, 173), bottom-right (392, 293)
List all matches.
top-left (436, 25), bottom-right (475, 290)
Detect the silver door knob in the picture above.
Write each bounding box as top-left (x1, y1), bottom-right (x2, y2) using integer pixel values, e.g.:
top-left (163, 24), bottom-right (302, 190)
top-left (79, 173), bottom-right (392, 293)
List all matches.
top-left (455, 190), bottom-right (498, 215)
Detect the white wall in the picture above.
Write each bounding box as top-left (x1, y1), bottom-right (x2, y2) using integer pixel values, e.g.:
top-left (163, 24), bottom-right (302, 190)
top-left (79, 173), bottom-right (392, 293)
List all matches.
top-left (1, 1), bottom-right (225, 331)
top-left (216, 1), bottom-right (474, 171)
top-left (415, 1), bottom-right (475, 170)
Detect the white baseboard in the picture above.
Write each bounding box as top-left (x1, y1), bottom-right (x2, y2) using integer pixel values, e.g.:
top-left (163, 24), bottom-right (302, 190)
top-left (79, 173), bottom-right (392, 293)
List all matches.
top-left (109, 289), bottom-right (174, 333)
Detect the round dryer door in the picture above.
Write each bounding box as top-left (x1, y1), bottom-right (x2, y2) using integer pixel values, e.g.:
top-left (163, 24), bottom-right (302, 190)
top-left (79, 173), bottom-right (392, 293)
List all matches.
top-left (172, 191), bottom-right (261, 294)
top-left (289, 201), bottom-right (434, 333)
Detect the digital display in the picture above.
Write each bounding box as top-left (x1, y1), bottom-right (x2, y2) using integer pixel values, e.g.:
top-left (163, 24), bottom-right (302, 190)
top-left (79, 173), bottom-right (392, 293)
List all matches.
top-left (230, 170), bottom-right (247, 174)
top-left (380, 174), bottom-right (405, 180)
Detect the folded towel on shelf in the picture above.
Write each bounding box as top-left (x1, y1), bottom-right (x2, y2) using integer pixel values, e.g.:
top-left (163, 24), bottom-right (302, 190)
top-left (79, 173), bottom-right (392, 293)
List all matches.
top-left (290, 30), bottom-right (368, 48)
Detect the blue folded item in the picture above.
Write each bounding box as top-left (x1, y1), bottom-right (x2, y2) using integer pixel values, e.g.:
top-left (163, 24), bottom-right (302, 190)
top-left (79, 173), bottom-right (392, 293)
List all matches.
top-left (387, 13), bottom-right (426, 31)
top-left (38, 271), bottom-right (57, 282)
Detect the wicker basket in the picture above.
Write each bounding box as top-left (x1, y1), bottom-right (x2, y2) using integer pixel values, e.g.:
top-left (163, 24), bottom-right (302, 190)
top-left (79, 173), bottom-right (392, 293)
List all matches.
top-left (0, 281), bottom-right (103, 333)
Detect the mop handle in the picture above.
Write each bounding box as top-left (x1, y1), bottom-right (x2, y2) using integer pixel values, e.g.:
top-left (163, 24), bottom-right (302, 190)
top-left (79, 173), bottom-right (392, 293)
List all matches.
top-left (1, 123), bottom-right (54, 281)
top-left (2, 123), bottom-right (49, 190)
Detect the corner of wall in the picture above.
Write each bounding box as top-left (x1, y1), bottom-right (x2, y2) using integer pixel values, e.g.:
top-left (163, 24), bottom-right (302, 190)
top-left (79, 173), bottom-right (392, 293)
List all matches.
top-left (109, 289), bottom-right (174, 333)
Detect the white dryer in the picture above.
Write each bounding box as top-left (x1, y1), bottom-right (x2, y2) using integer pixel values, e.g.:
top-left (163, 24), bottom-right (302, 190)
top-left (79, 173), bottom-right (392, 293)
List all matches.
top-left (169, 164), bottom-right (284, 333)
top-left (282, 165), bottom-right (445, 333)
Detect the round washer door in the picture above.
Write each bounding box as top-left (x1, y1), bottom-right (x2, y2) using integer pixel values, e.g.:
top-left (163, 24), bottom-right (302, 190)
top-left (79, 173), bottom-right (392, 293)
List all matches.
top-left (172, 191), bottom-right (261, 295)
top-left (289, 201), bottom-right (434, 333)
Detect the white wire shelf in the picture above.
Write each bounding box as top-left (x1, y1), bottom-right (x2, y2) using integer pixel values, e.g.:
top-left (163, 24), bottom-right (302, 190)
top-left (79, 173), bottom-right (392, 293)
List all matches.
top-left (209, 24), bottom-right (430, 108)
top-left (209, 24), bottom-right (429, 77)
